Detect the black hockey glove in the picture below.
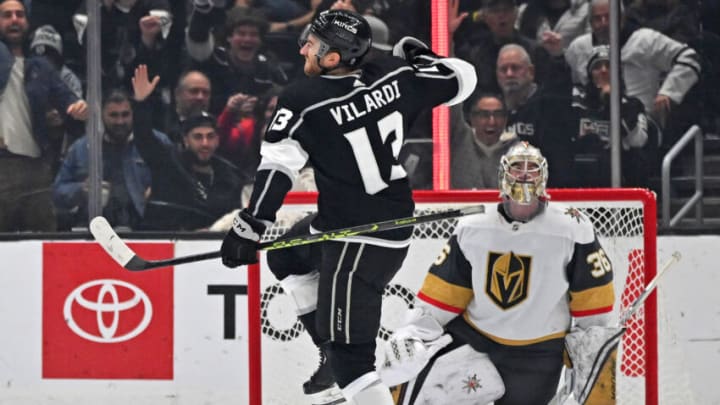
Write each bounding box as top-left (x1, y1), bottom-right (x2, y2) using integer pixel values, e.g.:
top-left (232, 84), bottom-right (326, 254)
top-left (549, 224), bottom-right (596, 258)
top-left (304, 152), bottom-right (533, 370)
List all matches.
top-left (221, 209), bottom-right (267, 268)
top-left (392, 36), bottom-right (439, 65)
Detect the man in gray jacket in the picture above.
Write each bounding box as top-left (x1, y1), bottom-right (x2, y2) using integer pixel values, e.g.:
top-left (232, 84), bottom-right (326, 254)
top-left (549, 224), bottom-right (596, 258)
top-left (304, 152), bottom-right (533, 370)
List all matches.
top-left (451, 94), bottom-right (516, 189)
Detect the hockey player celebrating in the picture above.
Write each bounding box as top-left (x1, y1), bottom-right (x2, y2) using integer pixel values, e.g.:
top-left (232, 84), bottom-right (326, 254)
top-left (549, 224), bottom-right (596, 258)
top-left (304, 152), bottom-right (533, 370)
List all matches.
top-left (380, 142), bottom-right (616, 405)
top-left (219, 9), bottom-right (476, 405)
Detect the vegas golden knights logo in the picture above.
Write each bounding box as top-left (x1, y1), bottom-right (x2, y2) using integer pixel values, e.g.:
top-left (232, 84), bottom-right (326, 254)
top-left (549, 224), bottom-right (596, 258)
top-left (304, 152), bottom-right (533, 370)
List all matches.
top-left (486, 252), bottom-right (532, 309)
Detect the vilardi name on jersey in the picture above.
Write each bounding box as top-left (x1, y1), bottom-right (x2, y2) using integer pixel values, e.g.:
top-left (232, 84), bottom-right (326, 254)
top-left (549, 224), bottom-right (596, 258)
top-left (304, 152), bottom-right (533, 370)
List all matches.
top-left (249, 54), bottom-right (476, 243)
top-left (329, 80), bottom-right (401, 125)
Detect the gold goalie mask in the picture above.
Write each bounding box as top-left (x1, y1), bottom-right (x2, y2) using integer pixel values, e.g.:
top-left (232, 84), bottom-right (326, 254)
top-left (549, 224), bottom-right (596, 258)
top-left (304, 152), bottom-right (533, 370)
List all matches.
top-left (498, 142), bottom-right (549, 205)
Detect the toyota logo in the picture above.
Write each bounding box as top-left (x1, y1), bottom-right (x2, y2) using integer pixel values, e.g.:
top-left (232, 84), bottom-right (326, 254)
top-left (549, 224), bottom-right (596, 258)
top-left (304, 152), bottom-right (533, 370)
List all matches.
top-left (63, 279), bottom-right (153, 343)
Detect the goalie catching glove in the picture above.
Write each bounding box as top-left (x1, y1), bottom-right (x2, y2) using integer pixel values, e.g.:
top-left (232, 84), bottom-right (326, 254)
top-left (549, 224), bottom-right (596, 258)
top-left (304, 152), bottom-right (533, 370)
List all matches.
top-left (378, 308), bottom-right (453, 386)
top-left (221, 209), bottom-right (267, 267)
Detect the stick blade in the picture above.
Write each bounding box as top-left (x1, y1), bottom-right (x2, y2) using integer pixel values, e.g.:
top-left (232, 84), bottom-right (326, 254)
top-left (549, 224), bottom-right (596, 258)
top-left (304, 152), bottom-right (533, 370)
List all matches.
top-left (89, 216), bottom-right (137, 268)
top-left (459, 205), bottom-right (485, 216)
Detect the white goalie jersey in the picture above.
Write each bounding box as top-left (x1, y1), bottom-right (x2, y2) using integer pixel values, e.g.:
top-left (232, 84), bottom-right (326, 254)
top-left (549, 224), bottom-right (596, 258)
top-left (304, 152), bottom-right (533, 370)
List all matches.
top-left (416, 203), bottom-right (615, 345)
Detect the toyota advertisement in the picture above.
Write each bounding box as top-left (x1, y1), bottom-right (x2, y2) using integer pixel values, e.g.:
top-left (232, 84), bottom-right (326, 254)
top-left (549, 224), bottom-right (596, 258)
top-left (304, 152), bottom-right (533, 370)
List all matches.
top-left (43, 243), bottom-right (174, 380)
top-left (0, 240), bottom-right (254, 405)
top-left (0, 237), bottom-right (717, 404)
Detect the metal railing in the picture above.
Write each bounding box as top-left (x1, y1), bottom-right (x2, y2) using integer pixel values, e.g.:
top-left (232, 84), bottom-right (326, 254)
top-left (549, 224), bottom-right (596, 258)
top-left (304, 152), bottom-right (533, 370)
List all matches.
top-left (662, 125), bottom-right (704, 227)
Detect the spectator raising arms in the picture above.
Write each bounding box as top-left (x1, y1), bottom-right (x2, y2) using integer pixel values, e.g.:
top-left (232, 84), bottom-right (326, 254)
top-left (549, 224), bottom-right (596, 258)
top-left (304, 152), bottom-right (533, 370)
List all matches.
top-left (219, 10), bottom-right (476, 405)
top-left (516, 0), bottom-right (590, 52)
top-left (0, 0), bottom-right (87, 232)
top-left (131, 65), bottom-right (245, 231)
top-left (455, 0), bottom-right (570, 96)
top-left (53, 89), bottom-right (170, 230)
top-left (185, 3), bottom-right (288, 114)
top-left (564, 0), bottom-right (701, 130)
top-left (73, 0), bottom-right (173, 91)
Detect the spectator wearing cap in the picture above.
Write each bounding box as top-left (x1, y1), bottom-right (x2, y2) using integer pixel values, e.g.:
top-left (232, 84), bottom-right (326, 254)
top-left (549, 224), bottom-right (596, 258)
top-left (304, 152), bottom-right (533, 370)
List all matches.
top-left (570, 45), bottom-right (651, 188)
top-left (52, 88), bottom-right (171, 230)
top-left (131, 65), bottom-right (244, 231)
top-left (30, 24), bottom-right (86, 162)
top-left (30, 25), bottom-right (83, 98)
top-left (0, 0), bottom-right (88, 232)
top-left (186, 4), bottom-right (288, 115)
top-left (455, 0), bottom-right (571, 97)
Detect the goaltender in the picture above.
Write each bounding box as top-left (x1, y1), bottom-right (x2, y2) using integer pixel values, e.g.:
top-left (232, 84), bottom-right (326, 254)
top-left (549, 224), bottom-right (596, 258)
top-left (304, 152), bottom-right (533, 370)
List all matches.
top-left (380, 142), bottom-right (617, 405)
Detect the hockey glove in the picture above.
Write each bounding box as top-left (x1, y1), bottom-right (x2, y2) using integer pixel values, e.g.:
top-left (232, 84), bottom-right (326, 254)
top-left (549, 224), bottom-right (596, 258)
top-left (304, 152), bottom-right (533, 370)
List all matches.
top-left (392, 36), bottom-right (439, 66)
top-left (221, 209), bottom-right (266, 268)
top-left (379, 326), bottom-right (453, 386)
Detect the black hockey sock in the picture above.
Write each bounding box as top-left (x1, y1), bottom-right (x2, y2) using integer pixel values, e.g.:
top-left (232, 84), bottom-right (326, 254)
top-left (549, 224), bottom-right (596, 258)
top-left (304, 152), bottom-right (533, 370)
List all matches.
top-left (299, 311), bottom-right (324, 346)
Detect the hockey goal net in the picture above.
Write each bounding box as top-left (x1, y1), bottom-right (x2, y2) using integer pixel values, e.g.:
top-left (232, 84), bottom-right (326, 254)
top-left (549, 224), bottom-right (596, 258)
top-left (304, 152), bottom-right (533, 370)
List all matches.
top-left (248, 189), bottom-right (688, 405)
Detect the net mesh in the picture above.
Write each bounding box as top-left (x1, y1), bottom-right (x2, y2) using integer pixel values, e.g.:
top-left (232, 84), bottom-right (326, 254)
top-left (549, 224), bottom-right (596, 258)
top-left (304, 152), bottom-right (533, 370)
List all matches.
top-left (257, 193), bottom-right (690, 405)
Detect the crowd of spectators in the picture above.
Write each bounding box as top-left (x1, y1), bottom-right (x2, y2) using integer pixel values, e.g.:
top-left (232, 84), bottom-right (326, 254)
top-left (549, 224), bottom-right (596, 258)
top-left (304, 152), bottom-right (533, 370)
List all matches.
top-left (0, 0), bottom-right (714, 232)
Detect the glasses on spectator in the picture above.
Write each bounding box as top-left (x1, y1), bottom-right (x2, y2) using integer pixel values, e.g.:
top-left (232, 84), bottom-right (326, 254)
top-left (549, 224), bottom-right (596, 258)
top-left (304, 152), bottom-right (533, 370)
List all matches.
top-left (471, 109), bottom-right (507, 119)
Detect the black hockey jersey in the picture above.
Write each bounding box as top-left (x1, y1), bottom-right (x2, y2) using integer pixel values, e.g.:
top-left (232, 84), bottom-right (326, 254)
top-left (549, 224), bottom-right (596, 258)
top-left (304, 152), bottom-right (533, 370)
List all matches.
top-left (247, 54), bottom-right (475, 242)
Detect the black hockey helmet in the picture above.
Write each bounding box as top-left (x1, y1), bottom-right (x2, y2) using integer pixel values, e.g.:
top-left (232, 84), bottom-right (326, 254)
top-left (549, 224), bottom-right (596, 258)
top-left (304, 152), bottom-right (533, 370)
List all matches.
top-left (305, 9), bottom-right (372, 68)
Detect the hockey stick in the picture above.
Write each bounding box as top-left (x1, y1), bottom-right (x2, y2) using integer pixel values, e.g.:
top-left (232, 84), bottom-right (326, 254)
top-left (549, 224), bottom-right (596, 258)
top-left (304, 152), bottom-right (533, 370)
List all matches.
top-left (89, 205), bottom-right (485, 271)
top-left (547, 251), bottom-right (682, 405)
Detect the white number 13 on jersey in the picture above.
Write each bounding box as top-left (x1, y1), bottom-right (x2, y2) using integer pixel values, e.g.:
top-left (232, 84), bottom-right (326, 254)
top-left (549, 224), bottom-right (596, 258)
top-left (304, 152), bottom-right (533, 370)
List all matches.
top-left (344, 111), bottom-right (407, 194)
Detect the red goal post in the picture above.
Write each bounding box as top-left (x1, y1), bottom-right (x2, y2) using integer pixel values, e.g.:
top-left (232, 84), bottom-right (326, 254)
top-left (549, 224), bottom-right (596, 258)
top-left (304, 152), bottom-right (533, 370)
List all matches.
top-left (246, 188), bottom-right (660, 405)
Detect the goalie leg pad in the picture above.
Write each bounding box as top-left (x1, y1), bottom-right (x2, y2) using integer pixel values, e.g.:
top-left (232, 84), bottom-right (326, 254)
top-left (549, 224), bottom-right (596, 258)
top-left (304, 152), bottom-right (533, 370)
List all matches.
top-left (565, 326), bottom-right (623, 404)
top-left (342, 371), bottom-right (393, 405)
top-left (412, 344), bottom-right (504, 405)
top-left (584, 347), bottom-right (617, 405)
top-left (306, 385), bottom-right (347, 405)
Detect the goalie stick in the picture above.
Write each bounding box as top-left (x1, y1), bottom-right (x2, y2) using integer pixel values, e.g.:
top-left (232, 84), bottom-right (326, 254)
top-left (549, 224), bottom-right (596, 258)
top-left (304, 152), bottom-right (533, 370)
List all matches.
top-left (89, 205), bottom-right (485, 271)
top-left (548, 251), bottom-right (682, 405)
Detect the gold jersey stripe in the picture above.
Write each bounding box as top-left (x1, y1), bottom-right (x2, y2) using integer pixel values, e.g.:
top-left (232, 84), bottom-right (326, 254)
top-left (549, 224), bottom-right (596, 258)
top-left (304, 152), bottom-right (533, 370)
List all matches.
top-left (418, 273), bottom-right (474, 312)
top-left (569, 282), bottom-right (615, 314)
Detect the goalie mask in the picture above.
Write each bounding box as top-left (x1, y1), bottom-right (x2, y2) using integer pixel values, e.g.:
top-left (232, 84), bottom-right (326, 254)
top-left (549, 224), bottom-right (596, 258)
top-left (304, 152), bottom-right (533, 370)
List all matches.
top-left (300, 9), bottom-right (372, 68)
top-left (498, 142), bottom-right (549, 205)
